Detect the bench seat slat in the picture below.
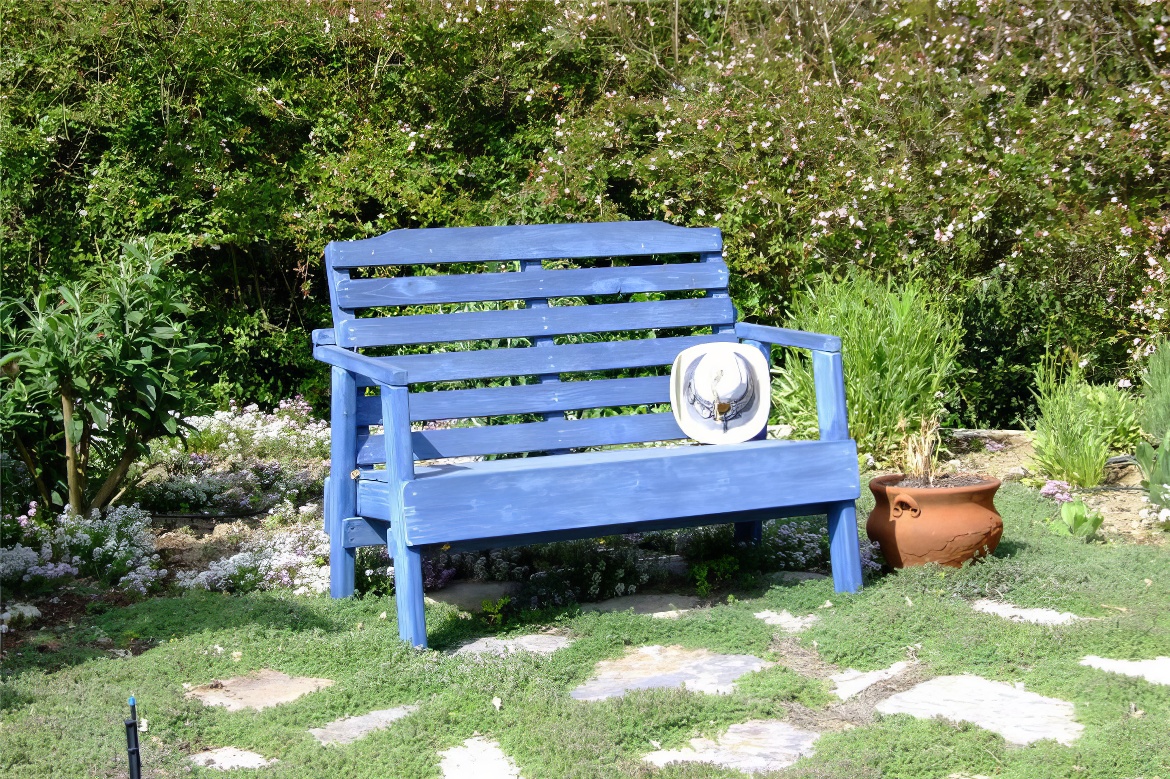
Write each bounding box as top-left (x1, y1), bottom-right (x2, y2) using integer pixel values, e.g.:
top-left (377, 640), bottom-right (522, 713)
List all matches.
top-left (355, 333), bottom-right (739, 386)
top-left (336, 261), bottom-right (729, 308)
top-left (328, 221), bottom-right (722, 268)
top-left (354, 375), bottom-right (671, 424)
top-left (352, 439), bottom-right (860, 543)
top-left (337, 298), bottom-right (735, 348)
top-left (356, 412), bottom-right (685, 463)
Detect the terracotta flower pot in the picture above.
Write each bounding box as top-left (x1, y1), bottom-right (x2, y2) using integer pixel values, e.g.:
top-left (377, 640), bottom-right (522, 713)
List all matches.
top-left (866, 474), bottom-right (1003, 568)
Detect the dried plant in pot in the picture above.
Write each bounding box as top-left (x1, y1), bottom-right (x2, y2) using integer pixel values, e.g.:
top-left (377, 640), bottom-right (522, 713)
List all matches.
top-left (866, 418), bottom-right (1003, 568)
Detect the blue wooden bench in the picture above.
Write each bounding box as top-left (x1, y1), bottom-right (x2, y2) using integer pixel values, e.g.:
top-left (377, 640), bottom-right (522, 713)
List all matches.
top-left (312, 221), bottom-right (863, 648)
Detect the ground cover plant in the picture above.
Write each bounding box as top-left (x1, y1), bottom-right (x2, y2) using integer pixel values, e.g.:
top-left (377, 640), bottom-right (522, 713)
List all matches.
top-left (1, 484), bottom-right (1168, 777)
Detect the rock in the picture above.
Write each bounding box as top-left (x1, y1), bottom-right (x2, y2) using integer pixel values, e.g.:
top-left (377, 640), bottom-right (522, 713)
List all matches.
top-left (753, 610), bottom-right (820, 633)
top-left (971, 599), bottom-right (1084, 626)
top-left (425, 581), bottom-right (521, 613)
top-left (570, 645), bottom-right (770, 701)
top-left (643, 719), bottom-right (819, 772)
top-left (185, 669), bottom-right (334, 712)
top-left (0, 603), bottom-right (41, 629)
top-left (453, 634), bottom-right (573, 657)
top-left (1002, 466), bottom-right (1028, 482)
top-left (830, 662), bottom-right (911, 700)
top-left (439, 737), bottom-right (522, 779)
top-left (1080, 656), bottom-right (1170, 686)
top-left (190, 747), bottom-right (277, 770)
top-left (309, 705), bottom-right (419, 745)
top-left (767, 424), bottom-right (795, 439)
top-left (580, 593), bottom-right (700, 620)
top-left (875, 675), bottom-right (1083, 745)
top-left (767, 571), bottom-right (829, 585)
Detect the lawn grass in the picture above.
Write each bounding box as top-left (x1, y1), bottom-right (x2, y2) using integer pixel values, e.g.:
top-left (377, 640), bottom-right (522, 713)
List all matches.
top-left (1, 483), bottom-right (1168, 778)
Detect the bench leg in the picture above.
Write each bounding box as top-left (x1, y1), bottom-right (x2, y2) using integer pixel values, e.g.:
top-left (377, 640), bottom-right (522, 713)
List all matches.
top-left (325, 475), bottom-right (356, 598)
top-left (391, 537), bottom-right (428, 649)
top-left (733, 520), bottom-right (763, 545)
top-left (827, 500), bottom-right (864, 593)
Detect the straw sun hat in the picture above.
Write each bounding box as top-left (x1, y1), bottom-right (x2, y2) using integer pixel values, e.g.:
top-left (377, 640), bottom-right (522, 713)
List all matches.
top-left (669, 343), bottom-right (771, 445)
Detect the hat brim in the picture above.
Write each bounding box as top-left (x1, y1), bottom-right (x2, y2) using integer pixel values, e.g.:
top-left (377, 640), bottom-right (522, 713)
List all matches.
top-left (670, 342), bottom-right (771, 445)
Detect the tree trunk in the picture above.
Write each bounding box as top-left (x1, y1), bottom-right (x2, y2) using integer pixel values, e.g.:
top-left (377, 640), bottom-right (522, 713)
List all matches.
top-left (90, 440), bottom-right (139, 510)
top-left (13, 433), bottom-right (53, 508)
top-left (60, 390), bottom-right (85, 514)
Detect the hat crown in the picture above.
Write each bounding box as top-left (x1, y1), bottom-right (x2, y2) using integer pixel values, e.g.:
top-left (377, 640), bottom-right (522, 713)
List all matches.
top-left (692, 352), bottom-right (751, 404)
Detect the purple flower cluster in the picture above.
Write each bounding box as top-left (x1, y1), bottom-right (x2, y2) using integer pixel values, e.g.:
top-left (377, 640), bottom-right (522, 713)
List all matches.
top-left (1040, 480), bottom-right (1075, 504)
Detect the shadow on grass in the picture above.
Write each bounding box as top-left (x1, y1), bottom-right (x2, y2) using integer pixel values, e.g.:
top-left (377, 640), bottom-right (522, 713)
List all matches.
top-left (2, 591), bottom-right (340, 677)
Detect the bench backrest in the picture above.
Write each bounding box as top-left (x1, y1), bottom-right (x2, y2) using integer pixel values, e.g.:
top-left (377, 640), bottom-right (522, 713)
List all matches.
top-left (323, 221), bottom-right (738, 463)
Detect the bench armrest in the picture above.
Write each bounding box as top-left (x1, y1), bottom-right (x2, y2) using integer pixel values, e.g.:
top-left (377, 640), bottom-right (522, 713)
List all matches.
top-left (313, 344), bottom-right (409, 386)
top-left (735, 322), bottom-right (849, 442)
top-left (734, 322), bottom-right (840, 353)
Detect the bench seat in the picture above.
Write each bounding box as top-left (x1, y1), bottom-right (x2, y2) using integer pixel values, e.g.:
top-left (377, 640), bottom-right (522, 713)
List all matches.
top-left (351, 438), bottom-right (859, 542)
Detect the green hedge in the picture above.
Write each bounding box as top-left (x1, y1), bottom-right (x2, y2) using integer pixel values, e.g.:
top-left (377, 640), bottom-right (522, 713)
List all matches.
top-left (3, 0), bottom-right (1168, 424)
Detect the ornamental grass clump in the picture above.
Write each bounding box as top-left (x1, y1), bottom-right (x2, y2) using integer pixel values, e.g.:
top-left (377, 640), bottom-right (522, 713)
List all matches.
top-left (1029, 355), bottom-right (1108, 488)
top-left (1141, 341), bottom-right (1170, 442)
top-left (772, 272), bottom-right (962, 462)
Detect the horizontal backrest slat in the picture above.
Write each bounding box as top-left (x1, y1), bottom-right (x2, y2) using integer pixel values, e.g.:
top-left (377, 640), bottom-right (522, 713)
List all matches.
top-left (355, 333), bottom-right (739, 386)
top-left (355, 375), bottom-right (671, 425)
top-left (337, 298), bottom-right (735, 348)
top-left (356, 413), bottom-right (686, 463)
top-left (327, 221), bottom-right (721, 268)
top-left (335, 261), bottom-right (728, 308)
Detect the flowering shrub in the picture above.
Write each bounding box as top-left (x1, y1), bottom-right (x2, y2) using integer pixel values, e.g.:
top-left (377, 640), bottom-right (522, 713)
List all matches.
top-left (0, 504), bottom-right (165, 594)
top-left (129, 398), bottom-right (327, 515)
top-left (176, 521), bottom-right (329, 595)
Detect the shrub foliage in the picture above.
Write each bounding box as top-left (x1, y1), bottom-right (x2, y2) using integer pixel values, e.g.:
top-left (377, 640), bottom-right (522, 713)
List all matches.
top-left (2, 0), bottom-right (1168, 422)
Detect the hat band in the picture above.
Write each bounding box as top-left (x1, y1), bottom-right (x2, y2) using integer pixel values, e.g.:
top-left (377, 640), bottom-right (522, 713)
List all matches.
top-left (684, 378), bottom-right (755, 432)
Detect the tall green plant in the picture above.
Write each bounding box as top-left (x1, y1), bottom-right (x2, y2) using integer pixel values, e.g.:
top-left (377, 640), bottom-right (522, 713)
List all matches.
top-left (1141, 341), bottom-right (1170, 442)
top-left (771, 272), bottom-right (963, 460)
top-left (0, 240), bottom-right (209, 513)
top-left (1028, 354), bottom-right (1109, 488)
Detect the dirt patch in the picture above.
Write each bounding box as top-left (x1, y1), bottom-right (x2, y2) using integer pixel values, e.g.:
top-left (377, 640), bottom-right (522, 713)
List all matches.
top-left (891, 474), bottom-right (992, 489)
top-left (768, 637), bottom-right (927, 731)
top-left (946, 430), bottom-right (1167, 547)
top-left (154, 519), bottom-right (260, 569)
top-left (186, 669), bottom-right (335, 711)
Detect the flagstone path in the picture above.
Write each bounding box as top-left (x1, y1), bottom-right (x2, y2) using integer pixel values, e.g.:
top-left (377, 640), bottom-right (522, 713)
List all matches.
top-left (570, 645), bottom-right (771, 701)
top-left (185, 669), bottom-right (334, 712)
top-left (830, 661), bottom-right (912, 700)
top-left (971, 599), bottom-right (1085, 625)
top-left (875, 675), bottom-right (1083, 745)
top-left (308, 705), bottom-right (419, 745)
top-left (580, 593), bottom-right (700, 620)
top-left (753, 609), bottom-right (820, 632)
top-left (439, 737), bottom-right (523, 779)
top-left (643, 719), bottom-right (820, 773)
top-left (190, 747), bottom-right (277, 769)
top-left (453, 634), bottom-right (573, 657)
top-left (1080, 655), bottom-right (1170, 686)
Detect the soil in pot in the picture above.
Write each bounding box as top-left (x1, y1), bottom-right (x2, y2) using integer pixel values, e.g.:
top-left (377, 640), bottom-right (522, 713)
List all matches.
top-left (867, 474), bottom-right (1003, 568)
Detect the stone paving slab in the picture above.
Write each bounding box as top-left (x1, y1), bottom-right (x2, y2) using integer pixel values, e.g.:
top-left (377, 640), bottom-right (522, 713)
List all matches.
top-left (185, 669), bottom-right (334, 712)
top-left (309, 705), bottom-right (419, 745)
top-left (754, 609), bottom-right (820, 633)
top-left (190, 747), bottom-right (277, 769)
top-left (425, 581), bottom-right (522, 613)
top-left (830, 662), bottom-right (911, 700)
top-left (1081, 655), bottom-right (1170, 686)
top-left (453, 634), bottom-right (573, 657)
top-left (570, 645), bottom-right (770, 701)
top-left (875, 674), bottom-right (1083, 745)
top-left (439, 736), bottom-right (523, 779)
top-left (971, 599), bottom-right (1084, 626)
top-left (643, 719), bottom-right (819, 773)
top-left (580, 593), bottom-right (700, 619)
